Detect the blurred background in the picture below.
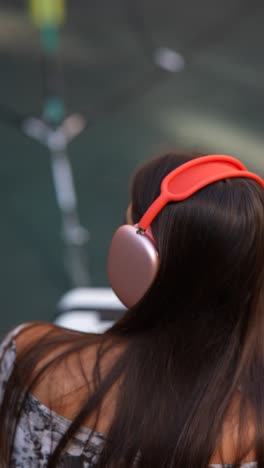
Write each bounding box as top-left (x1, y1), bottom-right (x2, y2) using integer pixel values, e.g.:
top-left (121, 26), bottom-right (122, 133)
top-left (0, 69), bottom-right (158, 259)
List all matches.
top-left (0, 0), bottom-right (264, 333)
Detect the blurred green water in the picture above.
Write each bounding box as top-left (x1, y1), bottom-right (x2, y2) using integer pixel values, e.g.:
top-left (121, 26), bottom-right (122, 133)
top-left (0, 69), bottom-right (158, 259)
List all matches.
top-left (0, 0), bottom-right (264, 333)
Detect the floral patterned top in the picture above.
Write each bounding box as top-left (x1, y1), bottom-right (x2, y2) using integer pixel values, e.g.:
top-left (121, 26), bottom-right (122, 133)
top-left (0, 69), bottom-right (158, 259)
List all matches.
top-left (0, 325), bottom-right (258, 467)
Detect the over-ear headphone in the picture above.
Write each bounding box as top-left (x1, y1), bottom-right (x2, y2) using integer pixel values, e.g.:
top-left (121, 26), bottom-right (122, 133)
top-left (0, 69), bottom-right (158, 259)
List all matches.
top-left (108, 155), bottom-right (264, 308)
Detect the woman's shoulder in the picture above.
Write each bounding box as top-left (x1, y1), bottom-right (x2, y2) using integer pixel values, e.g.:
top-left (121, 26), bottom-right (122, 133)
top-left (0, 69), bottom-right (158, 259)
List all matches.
top-left (0, 322), bottom-right (34, 349)
top-left (0, 321), bottom-right (76, 393)
top-left (13, 321), bottom-right (63, 351)
top-left (0, 322), bottom-right (36, 368)
top-left (0, 323), bottom-right (107, 467)
top-left (0, 321), bottom-right (123, 434)
top-left (0, 322), bottom-right (59, 351)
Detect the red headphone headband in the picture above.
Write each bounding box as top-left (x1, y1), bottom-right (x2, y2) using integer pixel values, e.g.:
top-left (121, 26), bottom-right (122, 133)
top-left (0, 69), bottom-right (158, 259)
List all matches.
top-left (139, 155), bottom-right (264, 231)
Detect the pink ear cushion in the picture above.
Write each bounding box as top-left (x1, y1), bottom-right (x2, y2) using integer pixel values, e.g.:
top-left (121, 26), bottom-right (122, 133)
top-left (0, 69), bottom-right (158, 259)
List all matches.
top-left (108, 225), bottom-right (159, 308)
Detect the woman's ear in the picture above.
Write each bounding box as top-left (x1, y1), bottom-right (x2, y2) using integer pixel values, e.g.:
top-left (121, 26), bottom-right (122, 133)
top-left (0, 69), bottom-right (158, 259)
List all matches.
top-left (126, 203), bottom-right (133, 225)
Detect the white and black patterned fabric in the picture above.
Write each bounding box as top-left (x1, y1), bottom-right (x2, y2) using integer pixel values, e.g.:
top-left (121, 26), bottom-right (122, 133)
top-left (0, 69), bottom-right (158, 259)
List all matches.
top-left (0, 326), bottom-right (258, 467)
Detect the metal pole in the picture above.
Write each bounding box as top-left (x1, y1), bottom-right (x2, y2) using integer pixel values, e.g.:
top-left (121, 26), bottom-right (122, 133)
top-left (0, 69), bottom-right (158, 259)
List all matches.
top-left (25, 0), bottom-right (91, 287)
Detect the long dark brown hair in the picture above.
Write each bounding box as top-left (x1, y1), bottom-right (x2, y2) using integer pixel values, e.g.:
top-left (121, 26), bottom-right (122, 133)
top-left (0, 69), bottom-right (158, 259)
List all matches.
top-left (1, 151), bottom-right (264, 467)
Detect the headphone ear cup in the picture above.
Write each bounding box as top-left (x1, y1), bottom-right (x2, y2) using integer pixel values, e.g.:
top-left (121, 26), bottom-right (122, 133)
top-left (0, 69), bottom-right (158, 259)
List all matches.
top-left (108, 225), bottom-right (159, 308)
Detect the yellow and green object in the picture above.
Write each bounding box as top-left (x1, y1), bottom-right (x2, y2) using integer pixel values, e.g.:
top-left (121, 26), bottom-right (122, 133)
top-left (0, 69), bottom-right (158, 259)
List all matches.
top-left (28, 0), bottom-right (66, 53)
top-left (28, 0), bottom-right (66, 124)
